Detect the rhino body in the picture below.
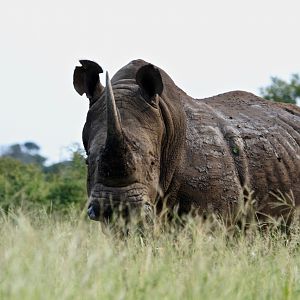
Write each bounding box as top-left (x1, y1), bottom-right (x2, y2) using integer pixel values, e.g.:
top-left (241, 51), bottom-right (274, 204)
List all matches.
top-left (73, 59), bottom-right (300, 221)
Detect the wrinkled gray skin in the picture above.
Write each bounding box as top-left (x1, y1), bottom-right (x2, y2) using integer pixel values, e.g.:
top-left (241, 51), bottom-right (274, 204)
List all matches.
top-left (73, 59), bottom-right (300, 221)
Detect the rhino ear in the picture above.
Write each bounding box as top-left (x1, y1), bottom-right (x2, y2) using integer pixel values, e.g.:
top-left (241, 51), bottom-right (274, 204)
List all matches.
top-left (73, 60), bottom-right (104, 99)
top-left (136, 64), bottom-right (163, 101)
top-left (73, 66), bottom-right (85, 96)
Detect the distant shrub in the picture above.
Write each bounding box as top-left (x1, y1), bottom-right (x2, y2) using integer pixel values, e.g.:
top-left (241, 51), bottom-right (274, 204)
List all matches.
top-left (0, 157), bottom-right (47, 210)
top-left (46, 152), bottom-right (87, 210)
top-left (0, 151), bottom-right (87, 212)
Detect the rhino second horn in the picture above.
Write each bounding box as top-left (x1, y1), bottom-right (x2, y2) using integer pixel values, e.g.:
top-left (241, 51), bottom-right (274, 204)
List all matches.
top-left (105, 72), bottom-right (123, 140)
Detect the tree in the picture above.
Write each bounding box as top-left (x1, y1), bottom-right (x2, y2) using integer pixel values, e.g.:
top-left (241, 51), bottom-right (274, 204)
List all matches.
top-left (259, 74), bottom-right (300, 104)
top-left (24, 142), bottom-right (40, 154)
top-left (1, 142), bottom-right (46, 167)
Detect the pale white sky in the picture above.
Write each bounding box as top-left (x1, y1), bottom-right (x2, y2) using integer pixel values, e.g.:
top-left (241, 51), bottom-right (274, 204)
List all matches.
top-left (1, 0), bottom-right (300, 163)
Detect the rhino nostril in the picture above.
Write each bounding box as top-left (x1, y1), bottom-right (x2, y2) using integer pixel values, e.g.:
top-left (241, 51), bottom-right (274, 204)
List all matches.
top-left (87, 207), bottom-right (95, 219)
top-left (87, 203), bottom-right (100, 220)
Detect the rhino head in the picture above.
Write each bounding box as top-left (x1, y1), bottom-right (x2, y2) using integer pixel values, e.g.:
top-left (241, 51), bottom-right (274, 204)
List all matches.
top-left (73, 60), bottom-right (170, 221)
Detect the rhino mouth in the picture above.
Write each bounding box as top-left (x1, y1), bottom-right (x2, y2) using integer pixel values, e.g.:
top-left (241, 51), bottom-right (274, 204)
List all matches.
top-left (87, 183), bottom-right (151, 221)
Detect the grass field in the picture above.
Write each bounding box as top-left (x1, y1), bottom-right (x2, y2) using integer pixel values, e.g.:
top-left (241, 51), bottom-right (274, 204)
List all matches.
top-left (1, 208), bottom-right (300, 300)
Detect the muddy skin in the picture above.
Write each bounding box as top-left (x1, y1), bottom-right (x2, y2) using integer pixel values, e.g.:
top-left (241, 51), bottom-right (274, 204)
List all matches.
top-left (73, 59), bottom-right (300, 222)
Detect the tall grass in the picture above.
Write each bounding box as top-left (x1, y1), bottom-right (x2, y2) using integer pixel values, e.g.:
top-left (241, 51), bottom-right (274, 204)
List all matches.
top-left (1, 207), bottom-right (300, 300)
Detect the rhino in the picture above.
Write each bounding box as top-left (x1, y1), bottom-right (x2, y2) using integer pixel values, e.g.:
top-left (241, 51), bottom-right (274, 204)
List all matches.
top-left (73, 59), bottom-right (300, 221)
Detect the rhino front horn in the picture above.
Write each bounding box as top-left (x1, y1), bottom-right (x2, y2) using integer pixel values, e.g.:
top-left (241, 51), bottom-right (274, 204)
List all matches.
top-left (106, 72), bottom-right (123, 141)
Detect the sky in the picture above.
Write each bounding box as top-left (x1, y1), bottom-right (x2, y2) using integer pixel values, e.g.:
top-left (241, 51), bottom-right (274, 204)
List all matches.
top-left (1, 0), bottom-right (300, 163)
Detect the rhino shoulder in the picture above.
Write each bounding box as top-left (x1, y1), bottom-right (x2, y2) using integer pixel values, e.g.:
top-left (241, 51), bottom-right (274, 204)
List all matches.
top-left (274, 102), bottom-right (300, 117)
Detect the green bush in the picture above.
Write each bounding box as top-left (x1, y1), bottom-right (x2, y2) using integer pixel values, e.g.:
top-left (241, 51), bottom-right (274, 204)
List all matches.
top-left (0, 152), bottom-right (87, 211)
top-left (46, 152), bottom-right (87, 209)
top-left (0, 158), bottom-right (47, 210)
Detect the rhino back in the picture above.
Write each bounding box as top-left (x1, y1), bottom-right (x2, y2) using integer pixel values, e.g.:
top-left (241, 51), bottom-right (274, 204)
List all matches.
top-left (179, 91), bottom-right (300, 215)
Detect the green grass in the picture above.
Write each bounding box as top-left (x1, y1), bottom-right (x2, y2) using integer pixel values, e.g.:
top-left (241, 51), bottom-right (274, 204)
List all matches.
top-left (1, 209), bottom-right (300, 300)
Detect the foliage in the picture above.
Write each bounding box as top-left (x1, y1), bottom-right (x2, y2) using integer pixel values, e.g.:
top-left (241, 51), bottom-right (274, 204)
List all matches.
top-left (46, 151), bottom-right (87, 209)
top-left (259, 74), bottom-right (300, 104)
top-left (0, 158), bottom-right (47, 210)
top-left (0, 151), bottom-right (87, 211)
